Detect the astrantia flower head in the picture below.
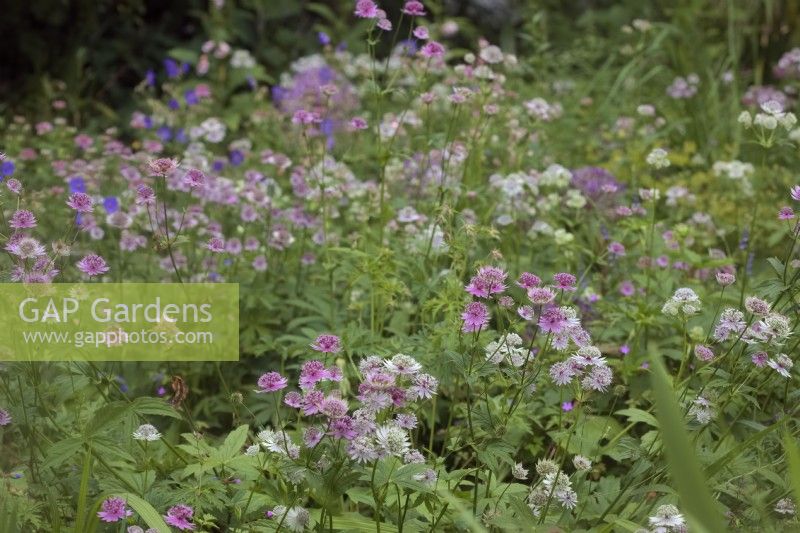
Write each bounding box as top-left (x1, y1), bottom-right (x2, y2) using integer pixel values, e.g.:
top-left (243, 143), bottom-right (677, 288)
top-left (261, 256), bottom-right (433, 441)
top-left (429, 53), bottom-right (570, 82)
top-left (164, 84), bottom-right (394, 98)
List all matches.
top-left (66, 192), bottom-right (94, 212)
top-left (9, 209), bottom-right (37, 229)
top-left (767, 353), bottom-right (793, 378)
top-left (76, 254), bottom-right (109, 277)
top-left (164, 504), bottom-right (195, 531)
top-left (206, 237), bottom-right (225, 253)
top-left (517, 272), bottom-right (541, 289)
top-left (694, 344), bottom-right (714, 361)
top-left (791, 185), bottom-right (800, 202)
top-left (183, 168), bottom-right (205, 188)
top-left (6, 237), bottom-right (46, 259)
top-left (552, 272), bottom-right (577, 291)
top-left (572, 455), bottom-right (592, 471)
top-left (97, 497), bottom-right (132, 522)
top-left (135, 185), bottom-right (156, 206)
top-left (402, 1), bottom-right (425, 16)
top-left (775, 497), bottom-right (797, 516)
top-left (461, 301), bottom-right (489, 333)
top-left (648, 504), bottom-right (685, 530)
top-left (528, 286), bottom-right (556, 305)
top-left (646, 147), bottom-right (671, 169)
top-left (384, 354), bottom-right (422, 376)
top-left (420, 41), bottom-right (445, 59)
top-left (311, 333), bottom-right (341, 353)
top-left (257, 372), bottom-right (289, 393)
top-left (661, 287), bottom-right (701, 316)
top-left (716, 272), bottom-right (735, 286)
top-left (0, 408), bottom-right (11, 426)
top-left (272, 506), bottom-right (310, 532)
top-left (465, 266), bottom-right (508, 298)
top-left (6, 178), bottom-right (22, 194)
top-left (745, 296), bottom-right (771, 316)
top-left (133, 423), bottom-right (161, 441)
top-left (147, 158), bottom-right (178, 176)
top-left (354, 0), bottom-right (379, 18)
top-left (512, 462), bottom-right (529, 479)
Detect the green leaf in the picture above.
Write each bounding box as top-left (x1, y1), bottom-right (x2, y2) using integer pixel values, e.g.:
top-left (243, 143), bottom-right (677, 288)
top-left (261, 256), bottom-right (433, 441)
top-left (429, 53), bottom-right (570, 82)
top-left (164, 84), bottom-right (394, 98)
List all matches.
top-left (44, 437), bottom-right (84, 469)
top-left (650, 355), bottom-right (725, 532)
top-left (218, 424), bottom-right (249, 460)
top-left (704, 418), bottom-right (784, 478)
top-left (783, 432), bottom-right (800, 509)
top-left (615, 408), bottom-right (659, 428)
top-left (131, 397), bottom-right (181, 419)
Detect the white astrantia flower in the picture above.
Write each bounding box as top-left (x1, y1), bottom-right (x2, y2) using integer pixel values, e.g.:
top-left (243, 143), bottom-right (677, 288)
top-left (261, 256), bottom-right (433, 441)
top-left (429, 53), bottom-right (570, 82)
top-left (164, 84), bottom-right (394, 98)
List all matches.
top-left (132, 424), bottom-right (161, 441)
top-left (484, 333), bottom-right (530, 366)
top-left (775, 497), bottom-right (796, 516)
top-left (662, 288), bottom-right (701, 316)
top-left (646, 148), bottom-right (670, 169)
top-left (512, 462), bottom-right (529, 480)
top-left (374, 423), bottom-right (410, 458)
top-left (648, 504), bottom-right (686, 530)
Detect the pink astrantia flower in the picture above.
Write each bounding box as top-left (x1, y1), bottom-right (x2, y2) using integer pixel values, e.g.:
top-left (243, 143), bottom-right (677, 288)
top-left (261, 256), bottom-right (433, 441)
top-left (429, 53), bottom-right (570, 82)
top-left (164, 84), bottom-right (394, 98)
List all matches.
top-left (97, 497), bottom-right (133, 522)
top-left (0, 408), bottom-right (11, 426)
top-left (538, 307), bottom-right (570, 334)
top-left (164, 504), bottom-right (195, 531)
top-left (76, 254), bottom-right (109, 277)
top-left (779, 206), bottom-right (795, 220)
top-left (183, 168), bottom-right (205, 188)
top-left (6, 178), bottom-right (22, 194)
top-left (552, 272), bottom-right (577, 291)
top-left (528, 286), bottom-right (556, 305)
top-left (300, 360), bottom-right (328, 389)
top-left (791, 185), bottom-right (800, 201)
top-left (412, 26), bottom-right (429, 40)
top-left (516, 272), bottom-right (541, 290)
top-left (256, 372), bottom-right (288, 393)
top-left (147, 158), bottom-right (178, 176)
top-left (284, 391), bottom-right (303, 408)
top-left (461, 302), bottom-right (489, 333)
top-left (354, 0), bottom-right (379, 18)
top-left (607, 241), bottom-right (626, 256)
top-left (135, 185), bottom-right (156, 206)
top-left (206, 237), bottom-right (225, 253)
top-left (9, 209), bottom-right (37, 229)
top-left (350, 117), bottom-right (368, 130)
top-left (465, 266), bottom-right (507, 298)
top-left (715, 272), bottom-right (735, 286)
top-left (402, 1), bottom-right (426, 16)
top-left (420, 41), bottom-right (445, 59)
top-left (311, 334), bottom-right (341, 353)
top-left (66, 192), bottom-right (94, 213)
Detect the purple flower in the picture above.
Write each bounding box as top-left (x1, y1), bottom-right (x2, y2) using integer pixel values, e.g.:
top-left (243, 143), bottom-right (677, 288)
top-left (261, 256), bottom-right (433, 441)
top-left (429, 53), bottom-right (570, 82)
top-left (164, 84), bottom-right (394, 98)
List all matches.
top-left (183, 168), bottom-right (205, 188)
top-left (9, 209), bottom-right (37, 229)
top-left (465, 266), bottom-right (508, 298)
top-left (97, 497), bottom-right (133, 523)
top-left (147, 158), bottom-right (178, 176)
top-left (76, 254), bottom-right (109, 277)
top-left (164, 504), bottom-right (195, 531)
top-left (354, 0), bottom-right (379, 18)
top-left (538, 307), bottom-right (569, 334)
top-left (552, 272), bottom-right (577, 291)
top-left (300, 360), bottom-right (328, 389)
top-left (528, 286), bottom-right (556, 304)
top-left (791, 185), bottom-right (800, 202)
top-left (311, 334), bottom-right (341, 353)
top-left (461, 302), bottom-right (489, 333)
top-left (402, 1), bottom-right (426, 16)
top-left (420, 41), bottom-right (445, 59)
top-left (66, 192), bottom-right (94, 213)
top-left (516, 272), bottom-right (541, 289)
top-left (570, 167), bottom-right (622, 204)
top-left (607, 242), bottom-right (626, 256)
top-left (256, 372), bottom-right (288, 393)
top-left (779, 206), bottom-right (795, 220)
top-left (135, 185), bottom-right (156, 206)
top-left (561, 400), bottom-right (574, 412)
top-left (715, 272), bottom-right (735, 286)
top-left (619, 280), bottom-right (635, 297)
top-left (206, 237), bottom-right (225, 253)
top-left (694, 344), bottom-right (714, 362)
top-left (0, 408), bottom-right (11, 426)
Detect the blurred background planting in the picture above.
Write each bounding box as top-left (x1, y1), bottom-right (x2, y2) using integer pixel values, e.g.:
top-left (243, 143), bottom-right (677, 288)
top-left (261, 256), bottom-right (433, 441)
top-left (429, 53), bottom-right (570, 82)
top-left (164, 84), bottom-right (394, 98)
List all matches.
top-left (2, 0), bottom-right (799, 134)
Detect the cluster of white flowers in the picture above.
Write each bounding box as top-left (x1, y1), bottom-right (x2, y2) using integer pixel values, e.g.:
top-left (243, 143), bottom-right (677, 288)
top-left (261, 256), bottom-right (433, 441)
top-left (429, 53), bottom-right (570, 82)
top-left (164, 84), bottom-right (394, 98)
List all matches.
top-left (646, 148), bottom-right (670, 169)
top-left (661, 288), bottom-right (701, 316)
top-left (538, 164), bottom-right (572, 188)
top-left (766, 353), bottom-right (793, 378)
top-left (189, 117), bottom-right (227, 143)
top-left (688, 396), bottom-right (716, 425)
top-left (256, 428), bottom-right (301, 459)
top-left (712, 160), bottom-right (754, 180)
top-left (132, 424), bottom-right (161, 441)
top-left (271, 505), bottom-right (310, 532)
top-left (775, 497), bottom-right (797, 516)
top-left (485, 333), bottom-right (531, 366)
top-left (549, 345), bottom-right (613, 392)
top-left (643, 504), bottom-right (686, 532)
top-left (739, 100), bottom-right (798, 131)
top-left (524, 97), bottom-right (563, 122)
top-left (230, 49), bottom-right (256, 69)
top-left (526, 459), bottom-right (578, 517)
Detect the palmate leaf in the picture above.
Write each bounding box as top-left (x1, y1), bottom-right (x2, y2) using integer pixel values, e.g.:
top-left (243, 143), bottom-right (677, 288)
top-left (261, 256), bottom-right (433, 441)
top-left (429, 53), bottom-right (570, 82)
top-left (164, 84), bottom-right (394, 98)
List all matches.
top-left (650, 354), bottom-right (725, 532)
